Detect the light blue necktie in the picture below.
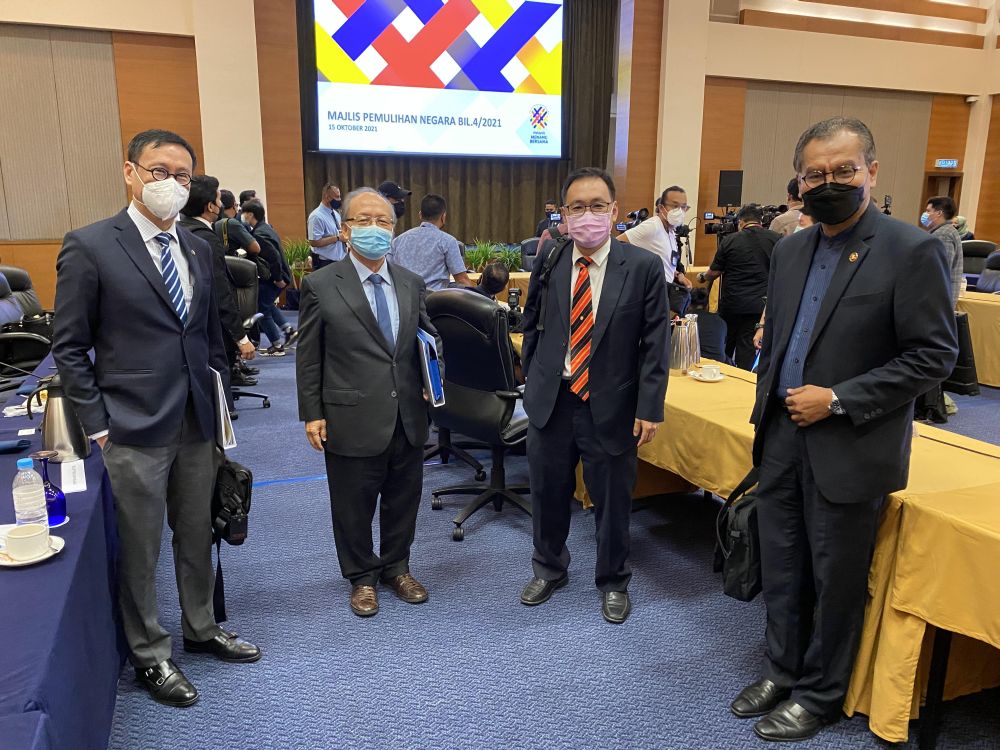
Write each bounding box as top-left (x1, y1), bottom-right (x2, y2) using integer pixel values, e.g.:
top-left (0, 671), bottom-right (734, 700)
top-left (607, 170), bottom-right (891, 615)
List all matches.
top-left (154, 232), bottom-right (188, 325)
top-left (369, 273), bottom-right (395, 351)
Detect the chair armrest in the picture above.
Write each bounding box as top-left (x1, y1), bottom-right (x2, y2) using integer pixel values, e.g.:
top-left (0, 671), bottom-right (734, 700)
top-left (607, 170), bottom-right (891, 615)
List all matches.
top-left (0, 332), bottom-right (52, 346)
top-left (495, 390), bottom-right (523, 400)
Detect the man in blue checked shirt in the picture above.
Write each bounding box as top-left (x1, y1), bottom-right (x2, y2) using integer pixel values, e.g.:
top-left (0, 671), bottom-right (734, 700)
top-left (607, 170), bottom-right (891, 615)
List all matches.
top-left (307, 182), bottom-right (346, 270)
top-left (390, 193), bottom-right (474, 291)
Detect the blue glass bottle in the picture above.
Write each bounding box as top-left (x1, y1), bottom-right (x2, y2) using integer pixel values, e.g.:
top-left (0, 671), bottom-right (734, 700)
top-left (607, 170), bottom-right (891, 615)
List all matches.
top-left (32, 451), bottom-right (66, 527)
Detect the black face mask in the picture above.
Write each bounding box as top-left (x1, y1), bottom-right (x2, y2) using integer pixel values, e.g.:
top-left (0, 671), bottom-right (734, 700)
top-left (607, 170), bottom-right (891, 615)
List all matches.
top-left (801, 182), bottom-right (865, 226)
top-left (330, 199), bottom-right (342, 210)
top-left (393, 201), bottom-right (406, 218)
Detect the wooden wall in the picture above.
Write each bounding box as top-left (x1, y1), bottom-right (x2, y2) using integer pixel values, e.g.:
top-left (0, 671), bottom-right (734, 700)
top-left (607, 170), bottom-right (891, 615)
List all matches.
top-left (696, 77), bottom-right (746, 265)
top-left (921, 94), bottom-right (971, 208)
top-left (975, 98), bottom-right (1000, 243)
top-left (253, 0), bottom-right (306, 242)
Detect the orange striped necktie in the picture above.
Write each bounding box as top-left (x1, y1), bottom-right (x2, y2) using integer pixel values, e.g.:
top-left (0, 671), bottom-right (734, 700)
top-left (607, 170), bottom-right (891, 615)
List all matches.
top-left (570, 257), bottom-right (595, 400)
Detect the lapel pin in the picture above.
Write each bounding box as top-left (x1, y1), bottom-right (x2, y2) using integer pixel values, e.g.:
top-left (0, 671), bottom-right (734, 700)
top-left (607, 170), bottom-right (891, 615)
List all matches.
top-left (849, 251), bottom-right (859, 263)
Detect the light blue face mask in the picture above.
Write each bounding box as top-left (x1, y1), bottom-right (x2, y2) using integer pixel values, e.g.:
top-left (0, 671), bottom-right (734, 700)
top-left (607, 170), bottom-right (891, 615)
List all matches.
top-left (349, 225), bottom-right (393, 260)
top-left (920, 212), bottom-right (932, 228)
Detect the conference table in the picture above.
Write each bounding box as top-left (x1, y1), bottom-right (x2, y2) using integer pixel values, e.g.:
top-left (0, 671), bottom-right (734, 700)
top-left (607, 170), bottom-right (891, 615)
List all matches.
top-left (509, 335), bottom-right (1000, 744)
top-left (956, 290), bottom-right (1000, 386)
top-left (0, 363), bottom-right (124, 750)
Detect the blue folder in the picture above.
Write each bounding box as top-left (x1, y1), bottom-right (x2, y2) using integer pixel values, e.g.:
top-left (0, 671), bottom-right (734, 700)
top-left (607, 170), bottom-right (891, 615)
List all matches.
top-left (417, 328), bottom-right (445, 407)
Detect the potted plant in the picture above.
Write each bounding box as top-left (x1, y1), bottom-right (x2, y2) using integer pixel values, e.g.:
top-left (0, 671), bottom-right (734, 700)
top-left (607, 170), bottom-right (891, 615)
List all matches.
top-left (464, 239), bottom-right (498, 274)
top-left (497, 246), bottom-right (523, 272)
top-left (282, 238), bottom-right (312, 310)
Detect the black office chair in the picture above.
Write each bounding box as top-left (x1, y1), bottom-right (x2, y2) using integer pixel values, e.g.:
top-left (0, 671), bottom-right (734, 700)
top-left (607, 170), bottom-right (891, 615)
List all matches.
top-left (975, 251), bottom-right (1000, 293)
top-left (0, 266), bottom-right (53, 379)
top-left (225, 256), bottom-right (271, 409)
top-left (961, 240), bottom-right (997, 276)
top-left (520, 237), bottom-right (540, 271)
top-left (426, 289), bottom-right (530, 541)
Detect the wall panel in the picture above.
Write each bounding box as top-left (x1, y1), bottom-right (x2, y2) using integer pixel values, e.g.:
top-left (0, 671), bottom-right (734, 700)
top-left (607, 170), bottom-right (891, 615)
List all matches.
top-left (975, 98), bottom-right (1000, 243)
top-left (924, 94), bottom-right (971, 172)
top-left (0, 241), bottom-right (61, 307)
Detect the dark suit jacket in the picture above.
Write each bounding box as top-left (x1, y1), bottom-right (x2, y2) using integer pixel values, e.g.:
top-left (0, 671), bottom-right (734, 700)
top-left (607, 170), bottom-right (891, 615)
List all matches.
top-left (521, 238), bottom-right (670, 456)
top-left (52, 208), bottom-right (228, 447)
top-left (179, 216), bottom-right (244, 343)
top-left (296, 257), bottom-right (443, 457)
top-left (752, 203), bottom-right (959, 502)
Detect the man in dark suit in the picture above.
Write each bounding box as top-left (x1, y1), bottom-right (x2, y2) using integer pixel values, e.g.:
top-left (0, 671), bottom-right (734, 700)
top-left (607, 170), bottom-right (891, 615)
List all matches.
top-left (519, 168), bottom-right (670, 624)
top-left (698, 204), bottom-right (780, 370)
top-left (52, 130), bottom-right (260, 709)
top-left (296, 187), bottom-right (442, 618)
top-left (731, 118), bottom-right (958, 742)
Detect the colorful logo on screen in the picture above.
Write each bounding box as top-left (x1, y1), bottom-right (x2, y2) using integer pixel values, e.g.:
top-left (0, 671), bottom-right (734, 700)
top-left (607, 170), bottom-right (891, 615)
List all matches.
top-left (314, 0), bottom-right (563, 94)
top-left (530, 105), bottom-right (548, 130)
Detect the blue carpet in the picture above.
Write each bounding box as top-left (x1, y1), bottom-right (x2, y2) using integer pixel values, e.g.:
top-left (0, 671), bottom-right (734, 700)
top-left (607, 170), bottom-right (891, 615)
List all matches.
top-left (108, 329), bottom-right (1000, 749)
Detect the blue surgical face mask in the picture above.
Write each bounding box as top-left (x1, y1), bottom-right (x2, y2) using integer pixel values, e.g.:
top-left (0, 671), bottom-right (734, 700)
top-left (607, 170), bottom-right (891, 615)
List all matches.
top-left (920, 212), bottom-right (931, 228)
top-left (349, 225), bottom-right (393, 260)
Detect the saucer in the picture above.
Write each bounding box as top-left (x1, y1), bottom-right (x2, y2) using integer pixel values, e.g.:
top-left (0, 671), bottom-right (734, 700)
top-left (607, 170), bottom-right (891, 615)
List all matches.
top-left (0, 536), bottom-right (65, 567)
top-left (690, 370), bottom-right (725, 383)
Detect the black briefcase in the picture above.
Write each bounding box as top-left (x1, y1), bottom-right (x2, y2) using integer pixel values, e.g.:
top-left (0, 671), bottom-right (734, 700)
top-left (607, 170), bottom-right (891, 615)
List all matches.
top-left (715, 469), bottom-right (761, 602)
top-left (211, 457), bottom-right (253, 623)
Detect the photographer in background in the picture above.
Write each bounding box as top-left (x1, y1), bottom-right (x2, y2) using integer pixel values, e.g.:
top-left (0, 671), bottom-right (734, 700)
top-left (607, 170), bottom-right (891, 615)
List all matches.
top-left (698, 204), bottom-right (779, 369)
top-left (768, 178), bottom-right (803, 237)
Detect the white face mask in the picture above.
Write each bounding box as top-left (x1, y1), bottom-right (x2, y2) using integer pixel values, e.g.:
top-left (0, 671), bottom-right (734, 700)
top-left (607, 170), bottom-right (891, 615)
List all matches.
top-left (133, 164), bottom-right (189, 221)
top-left (666, 207), bottom-right (685, 227)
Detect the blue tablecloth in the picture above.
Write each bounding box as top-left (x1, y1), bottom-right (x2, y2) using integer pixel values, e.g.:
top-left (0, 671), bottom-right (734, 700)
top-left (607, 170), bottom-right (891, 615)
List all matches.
top-left (0, 363), bottom-right (125, 750)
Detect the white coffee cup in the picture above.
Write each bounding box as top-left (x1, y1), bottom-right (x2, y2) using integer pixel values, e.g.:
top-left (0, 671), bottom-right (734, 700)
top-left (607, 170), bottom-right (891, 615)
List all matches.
top-left (700, 364), bottom-right (721, 380)
top-left (4, 523), bottom-right (50, 561)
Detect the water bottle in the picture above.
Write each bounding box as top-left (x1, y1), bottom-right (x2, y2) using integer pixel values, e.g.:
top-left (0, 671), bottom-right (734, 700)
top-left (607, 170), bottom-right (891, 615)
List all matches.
top-left (13, 458), bottom-right (48, 528)
top-left (960, 276), bottom-right (968, 297)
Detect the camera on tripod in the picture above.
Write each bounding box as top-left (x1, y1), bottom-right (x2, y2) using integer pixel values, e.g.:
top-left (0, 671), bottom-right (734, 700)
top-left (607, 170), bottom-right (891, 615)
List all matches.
top-left (615, 207), bottom-right (649, 233)
top-left (704, 210), bottom-right (738, 236)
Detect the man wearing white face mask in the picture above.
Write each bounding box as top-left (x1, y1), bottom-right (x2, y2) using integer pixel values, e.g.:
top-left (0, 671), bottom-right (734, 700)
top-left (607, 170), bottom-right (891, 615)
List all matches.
top-left (53, 129), bottom-right (260, 709)
top-left (296, 187), bottom-right (442, 618)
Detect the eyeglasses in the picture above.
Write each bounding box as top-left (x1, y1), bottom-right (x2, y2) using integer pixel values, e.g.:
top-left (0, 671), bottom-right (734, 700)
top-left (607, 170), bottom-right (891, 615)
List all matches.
top-left (800, 165), bottom-right (865, 190)
top-left (346, 215), bottom-right (394, 229)
top-left (563, 202), bottom-right (612, 217)
top-left (133, 162), bottom-right (192, 187)
top-left (662, 203), bottom-right (690, 212)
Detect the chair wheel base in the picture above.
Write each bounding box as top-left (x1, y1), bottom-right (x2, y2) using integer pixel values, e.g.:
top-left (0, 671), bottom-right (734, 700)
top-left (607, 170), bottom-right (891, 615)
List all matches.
top-left (475, 470), bottom-right (487, 482)
top-left (262, 399), bottom-right (271, 408)
top-left (431, 497), bottom-right (443, 510)
top-left (452, 526), bottom-right (464, 541)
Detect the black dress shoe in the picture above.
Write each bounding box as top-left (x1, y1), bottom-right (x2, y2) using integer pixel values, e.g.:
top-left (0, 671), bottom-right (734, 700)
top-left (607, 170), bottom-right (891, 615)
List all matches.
top-left (602, 590), bottom-right (631, 623)
top-left (231, 371), bottom-right (258, 386)
top-left (754, 700), bottom-right (825, 742)
top-left (135, 659), bottom-right (198, 707)
top-left (731, 678), bottom-right (791, 718)
top-left (240, 364), bottom-right (260, 375)
top-left (183, 631), bottom-right (261, 663)
top-left (520, 575), bottom-right (568, 605)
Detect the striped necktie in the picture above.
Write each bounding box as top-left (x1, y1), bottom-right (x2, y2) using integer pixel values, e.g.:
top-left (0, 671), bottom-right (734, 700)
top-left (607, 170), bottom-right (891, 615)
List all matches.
top-left (154, 232), bottom-right (188, 325)
top-left (569, 257), bottom-right (594, 400)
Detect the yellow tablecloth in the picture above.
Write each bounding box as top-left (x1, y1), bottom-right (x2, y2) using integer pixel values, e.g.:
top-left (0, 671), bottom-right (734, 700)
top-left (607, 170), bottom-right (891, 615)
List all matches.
top-left (957, 291), bottom-right (1000, 387)
top-left (687, 266), bottom-right (720, 313)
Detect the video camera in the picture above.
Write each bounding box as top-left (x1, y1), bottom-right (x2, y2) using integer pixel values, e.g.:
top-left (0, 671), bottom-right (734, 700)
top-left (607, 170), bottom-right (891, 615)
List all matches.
top-left (704, 203), bottom-right (785, 235)
top-left (615, 207), bottom-right (649, 233)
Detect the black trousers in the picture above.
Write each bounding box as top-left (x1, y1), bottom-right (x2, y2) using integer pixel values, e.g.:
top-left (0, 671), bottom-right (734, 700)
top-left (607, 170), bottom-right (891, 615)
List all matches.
top-left (311, 253), bottom-right (335, 271)
top-left (756, 410), bottom-right (883, 717)
top-left (324, 414), bottom-right (423, 586)
top-left (528, 382), bottom-right (638, 592)
top-left (721, 311), bottom-right (760, 370)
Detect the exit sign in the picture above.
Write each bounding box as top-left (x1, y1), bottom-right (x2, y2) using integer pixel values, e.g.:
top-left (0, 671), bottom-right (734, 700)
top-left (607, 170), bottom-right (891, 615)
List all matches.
top-left (935, 159), bottom-right (959, 169)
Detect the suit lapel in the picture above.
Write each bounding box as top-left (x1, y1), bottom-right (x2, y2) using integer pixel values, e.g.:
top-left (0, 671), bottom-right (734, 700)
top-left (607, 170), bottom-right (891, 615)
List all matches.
top-left (550, 246), bottom-right (572, 338)
top-left (388, 263), bottom-right (415, 360)
top-left (113, 210), bottom-right (180, 324)
top-left (335, 261), bottom-right (394, 358)
top-left (177, 227), bottom-right (204, 327)
top-left (591, 241), bottom-right (627, 355)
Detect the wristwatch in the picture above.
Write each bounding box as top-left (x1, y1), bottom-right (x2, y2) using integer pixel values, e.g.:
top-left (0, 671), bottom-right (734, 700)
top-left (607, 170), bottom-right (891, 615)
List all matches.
top-left (829, 390), bottom-right (846, 416)
top-left (754, 322), bottom-right (765, 330)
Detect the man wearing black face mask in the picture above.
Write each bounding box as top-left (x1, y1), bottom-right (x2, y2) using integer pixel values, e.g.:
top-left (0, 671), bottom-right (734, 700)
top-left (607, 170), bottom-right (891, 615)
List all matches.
top-left (378, 180), bottom-right (411, 220)
top-left (733, 117), bottom-right (958, 742)
top-left (307, 182), bottom-right (346, 270)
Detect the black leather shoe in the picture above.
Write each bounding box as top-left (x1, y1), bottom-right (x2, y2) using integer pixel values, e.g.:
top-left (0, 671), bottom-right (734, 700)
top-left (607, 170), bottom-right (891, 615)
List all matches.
top-left (240, 364), bottom-right (260, 375)
top-left (731, 679), bottom-right (791, 718)
top-left (520, 575), bottom-right (567, 605)
top-left (183, 631), bottom-right (261, 663)
top-left (231, 371), bottom-right (258, 386)
top-left (602, 590), bottom-right (631, 623)
top-left (135, 659), bottom-right (198, 707)
top-left (754, 700), bottom-right (825, 742)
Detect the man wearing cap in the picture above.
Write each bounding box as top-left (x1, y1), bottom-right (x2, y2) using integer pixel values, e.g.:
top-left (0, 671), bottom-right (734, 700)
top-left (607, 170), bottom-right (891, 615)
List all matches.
top-left (378, 180), bottom-right (411, 220)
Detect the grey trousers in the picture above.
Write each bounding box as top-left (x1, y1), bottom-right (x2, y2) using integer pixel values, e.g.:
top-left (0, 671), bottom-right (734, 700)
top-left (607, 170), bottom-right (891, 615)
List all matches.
top-left (101, 402), bottom-right (220, 667)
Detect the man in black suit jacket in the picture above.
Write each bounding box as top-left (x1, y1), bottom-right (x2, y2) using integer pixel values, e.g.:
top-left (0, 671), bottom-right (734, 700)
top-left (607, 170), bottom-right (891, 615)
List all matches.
top-left (52, 130), bottom-right (260, 709)
top-left (519, 168), bottom-right (670, 623)
top-left (730, 118), bottom-right (958, 742)
top-left (297, 187), bottom-right (442, 618)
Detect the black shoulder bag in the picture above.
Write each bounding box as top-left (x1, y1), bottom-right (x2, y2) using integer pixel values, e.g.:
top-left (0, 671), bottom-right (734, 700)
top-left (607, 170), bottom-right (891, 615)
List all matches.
top-left (211, 455), bottom-right (253, 622)
top-left (715, 467), bottom-right (762, 602)
top-left (534, 236), bottom-right (573, 332)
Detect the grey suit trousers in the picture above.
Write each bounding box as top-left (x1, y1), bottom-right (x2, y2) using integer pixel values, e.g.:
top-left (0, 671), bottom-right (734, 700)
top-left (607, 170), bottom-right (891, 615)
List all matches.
top-left (101, 400), bottom-right (220, 666)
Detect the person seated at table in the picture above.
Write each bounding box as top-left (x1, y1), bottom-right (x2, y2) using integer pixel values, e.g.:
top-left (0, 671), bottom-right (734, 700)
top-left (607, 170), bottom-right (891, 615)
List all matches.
top-left (688, 288), bottom-right (727, 363)
top-left (953, 215), bottom-right (974, 241)
top-left (390, 193), bottom-right (473, 291)
top-left (472, 261), bottom-right (509, 300)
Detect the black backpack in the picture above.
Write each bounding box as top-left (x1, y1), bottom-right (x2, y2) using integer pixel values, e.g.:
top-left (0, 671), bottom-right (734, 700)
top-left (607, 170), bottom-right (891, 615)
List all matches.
top-left (211, 456), bottom-right (253, 622)
top-left (715, 468), bottom-right (761, 602)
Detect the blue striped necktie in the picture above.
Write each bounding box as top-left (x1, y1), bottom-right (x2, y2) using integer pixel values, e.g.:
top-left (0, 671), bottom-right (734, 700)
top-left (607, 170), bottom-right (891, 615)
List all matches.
top-left (154, 232), bottom-right (188, 325)
top-left (368, 273), bottom-right (395, 350)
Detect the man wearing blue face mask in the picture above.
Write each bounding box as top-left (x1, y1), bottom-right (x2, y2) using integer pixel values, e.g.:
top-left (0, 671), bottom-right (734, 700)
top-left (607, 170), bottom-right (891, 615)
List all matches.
top-left (296, 187), bottom-right (443, 618)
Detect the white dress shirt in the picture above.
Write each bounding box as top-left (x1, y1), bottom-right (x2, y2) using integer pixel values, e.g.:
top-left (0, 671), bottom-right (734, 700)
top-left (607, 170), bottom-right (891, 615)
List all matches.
top-left (127, 202), bottom-right (193, 309)
top-left (563, 238), bottom-right (612, 377)
top-left (349, 252), bottom-right (400, 343)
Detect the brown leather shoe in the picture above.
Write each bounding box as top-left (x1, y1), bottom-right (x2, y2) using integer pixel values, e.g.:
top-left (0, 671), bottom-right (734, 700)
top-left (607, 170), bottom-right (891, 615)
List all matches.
top-left (383, 573), bottom-right (428, 604)
top-left (350, 584), bottom-right (379, 617)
